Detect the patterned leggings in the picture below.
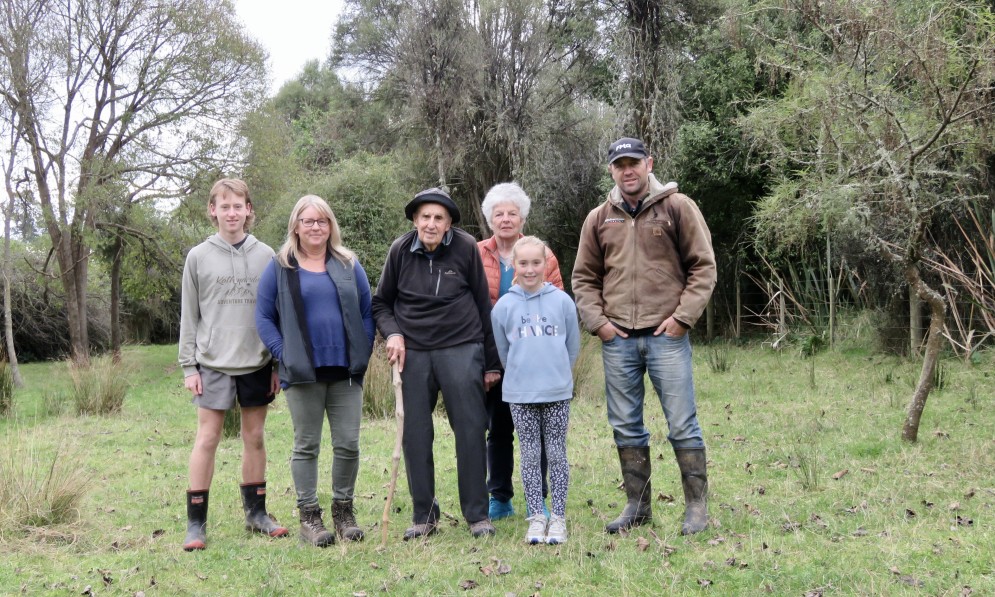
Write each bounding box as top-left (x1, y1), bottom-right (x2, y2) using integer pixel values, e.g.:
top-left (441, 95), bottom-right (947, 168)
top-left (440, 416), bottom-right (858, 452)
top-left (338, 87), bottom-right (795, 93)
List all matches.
top-left (509, 400), bottom-right (570, 517)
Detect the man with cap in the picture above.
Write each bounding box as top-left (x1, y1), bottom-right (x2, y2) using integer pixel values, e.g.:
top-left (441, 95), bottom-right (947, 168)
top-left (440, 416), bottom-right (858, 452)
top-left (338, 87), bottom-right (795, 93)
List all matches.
top-left (572, 137), bottom-right (716, 535)
top-left (373, 187), bottom-right (501, 539)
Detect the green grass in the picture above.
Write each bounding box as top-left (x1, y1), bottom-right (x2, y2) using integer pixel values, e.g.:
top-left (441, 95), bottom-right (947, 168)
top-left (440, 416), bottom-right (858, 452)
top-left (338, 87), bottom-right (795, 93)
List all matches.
top-left (1, 341), bottom-right (993, 595)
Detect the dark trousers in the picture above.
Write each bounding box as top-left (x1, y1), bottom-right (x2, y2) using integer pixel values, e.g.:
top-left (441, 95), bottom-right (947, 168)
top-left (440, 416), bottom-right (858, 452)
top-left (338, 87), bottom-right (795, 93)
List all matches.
top-left (402, 343), bottom-right (489, 524)
top-left (486, 377), bottom-right (548, 501)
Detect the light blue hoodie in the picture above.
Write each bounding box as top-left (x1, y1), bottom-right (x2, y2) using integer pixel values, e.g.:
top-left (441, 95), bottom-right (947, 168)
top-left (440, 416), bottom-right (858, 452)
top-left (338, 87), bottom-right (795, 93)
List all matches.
top-left (490, 282), bottom-right (581, 404)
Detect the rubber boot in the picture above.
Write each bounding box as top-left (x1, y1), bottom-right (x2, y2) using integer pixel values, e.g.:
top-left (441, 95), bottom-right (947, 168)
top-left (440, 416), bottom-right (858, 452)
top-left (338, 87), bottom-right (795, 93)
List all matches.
top-left (675, 448), bottom-right (709, 535)
top-left (240, 482), bottom-right (289, 537)
top-left (299, 505), bottom-right (335, 547)
top-left (605, 446), bottom-right (652, 533)
top-left (331, 499), bottom-right (364, 541)
top-left (183, 489), bottom-right (209, 551)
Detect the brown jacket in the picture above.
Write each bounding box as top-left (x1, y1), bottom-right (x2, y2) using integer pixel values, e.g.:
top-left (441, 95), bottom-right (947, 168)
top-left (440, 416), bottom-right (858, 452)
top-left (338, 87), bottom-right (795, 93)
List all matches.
top-left (477, 235), bottom-right (564, 305)
top-left (572, 175), bottom-right (716, 333)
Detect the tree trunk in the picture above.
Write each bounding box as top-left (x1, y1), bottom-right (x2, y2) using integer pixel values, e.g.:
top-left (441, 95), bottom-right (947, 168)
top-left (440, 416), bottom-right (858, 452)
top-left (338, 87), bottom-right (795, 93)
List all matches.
top-left (110, 235), bottom-right (123, 363)
top-left (909, 284), bottom-right (922, 355)
top-left (901, 266), bottom-right (946, 442)
top-left (53, 230), bottom-right (91, 366)
top-left (2, 193), bottom-right (23, 387)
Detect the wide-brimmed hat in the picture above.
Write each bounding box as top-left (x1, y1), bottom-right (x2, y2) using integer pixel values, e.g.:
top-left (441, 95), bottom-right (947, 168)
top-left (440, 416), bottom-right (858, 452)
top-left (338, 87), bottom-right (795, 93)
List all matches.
top-left (404, 187), bottom-right (461, 224)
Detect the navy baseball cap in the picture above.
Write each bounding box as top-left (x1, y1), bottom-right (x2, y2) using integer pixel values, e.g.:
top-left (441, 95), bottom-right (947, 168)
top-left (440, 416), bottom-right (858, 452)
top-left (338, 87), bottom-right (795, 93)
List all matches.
top-left (607, 137), bottom-right (649, 164)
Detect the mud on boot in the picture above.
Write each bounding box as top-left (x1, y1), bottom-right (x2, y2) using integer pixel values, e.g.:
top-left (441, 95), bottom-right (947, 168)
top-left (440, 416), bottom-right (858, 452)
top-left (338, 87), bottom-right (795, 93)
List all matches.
top-left (605, 446), bottom-right (652, 534)
top-left (183, 489), bottom-right (209, 551)
top-left (331, 499), bottom-right (364, 541)
top-left (240, 482), bottom-right (289, 538)
top-left (299, 505), bottom-right (335, 547)
top-left (675, 448), bottom-right (709, 535)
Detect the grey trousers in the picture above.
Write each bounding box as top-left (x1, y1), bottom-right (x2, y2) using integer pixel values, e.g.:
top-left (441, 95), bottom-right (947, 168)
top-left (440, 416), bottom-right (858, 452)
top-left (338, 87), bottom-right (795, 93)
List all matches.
top-left (402, 343), bottom-right (489, 524)
top-left (284, 379), bottom-right (362, 507)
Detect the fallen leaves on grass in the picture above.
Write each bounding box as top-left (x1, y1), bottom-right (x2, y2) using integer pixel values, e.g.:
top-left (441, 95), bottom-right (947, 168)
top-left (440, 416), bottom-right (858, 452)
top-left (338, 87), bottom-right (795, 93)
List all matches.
top-left (459, 579), bottom-right (477, 590)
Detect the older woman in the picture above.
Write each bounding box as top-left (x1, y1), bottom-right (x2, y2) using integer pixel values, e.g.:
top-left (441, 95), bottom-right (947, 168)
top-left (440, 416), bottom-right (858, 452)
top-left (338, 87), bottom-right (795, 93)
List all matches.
top-left (255, 195), bottom-right (375, 547)
top-left (477, 183), bottom-right (564, 520)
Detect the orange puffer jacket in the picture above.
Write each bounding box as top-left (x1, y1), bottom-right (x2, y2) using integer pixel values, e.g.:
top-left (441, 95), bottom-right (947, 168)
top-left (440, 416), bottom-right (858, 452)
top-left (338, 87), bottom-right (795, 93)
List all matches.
top-left (477, 235), bottom-right (564, 305)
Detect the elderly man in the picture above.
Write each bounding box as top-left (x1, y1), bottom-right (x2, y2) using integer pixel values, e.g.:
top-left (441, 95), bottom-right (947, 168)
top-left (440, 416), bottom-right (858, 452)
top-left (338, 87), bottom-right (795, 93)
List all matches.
top-left (373, 187), bottom-right (501, 539)
top-left (573, 137), bottom-right (716, 536)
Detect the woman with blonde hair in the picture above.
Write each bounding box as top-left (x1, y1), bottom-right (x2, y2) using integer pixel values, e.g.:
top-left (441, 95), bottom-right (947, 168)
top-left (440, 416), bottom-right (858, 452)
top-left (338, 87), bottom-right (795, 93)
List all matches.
top-left (255, 195), bottom-right (375, 546)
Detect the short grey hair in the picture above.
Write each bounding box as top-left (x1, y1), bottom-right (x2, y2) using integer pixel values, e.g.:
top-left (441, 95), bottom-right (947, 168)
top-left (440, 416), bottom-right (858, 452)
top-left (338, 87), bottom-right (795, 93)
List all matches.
top-left (481, 182), bottom-right (532, 232)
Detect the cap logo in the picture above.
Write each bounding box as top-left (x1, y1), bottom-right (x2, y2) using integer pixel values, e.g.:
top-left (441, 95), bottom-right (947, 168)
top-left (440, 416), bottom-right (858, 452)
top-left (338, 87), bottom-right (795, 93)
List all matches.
top-left (615, 143), bottom-right (632, 150)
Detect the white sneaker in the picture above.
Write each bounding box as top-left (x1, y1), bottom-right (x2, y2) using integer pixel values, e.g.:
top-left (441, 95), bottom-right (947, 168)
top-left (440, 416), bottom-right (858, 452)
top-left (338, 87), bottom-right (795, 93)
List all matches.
top-left (545, 514), bottom-right (567, 544)
top-left (525, 514), bottom-right (547, 544)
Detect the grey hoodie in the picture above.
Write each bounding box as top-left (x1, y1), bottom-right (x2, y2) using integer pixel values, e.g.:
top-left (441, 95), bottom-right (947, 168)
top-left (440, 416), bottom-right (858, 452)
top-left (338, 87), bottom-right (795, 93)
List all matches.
top-left (490, 282), bottom-right (581, 404)
top-left (178, 233), bottom-right (275, 377)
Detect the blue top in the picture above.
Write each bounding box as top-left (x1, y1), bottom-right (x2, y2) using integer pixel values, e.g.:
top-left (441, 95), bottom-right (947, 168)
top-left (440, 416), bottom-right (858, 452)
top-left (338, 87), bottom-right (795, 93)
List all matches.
top-left (256, 259), bottom-right (375, 369)
top-left (498, 256), bottom-right (514, 297)
top-left (490, 282), bottom-right (580, 404)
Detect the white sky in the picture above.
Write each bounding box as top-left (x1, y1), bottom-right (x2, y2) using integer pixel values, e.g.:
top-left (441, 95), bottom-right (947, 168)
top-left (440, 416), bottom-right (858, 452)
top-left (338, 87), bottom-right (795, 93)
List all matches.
top-left (234, 0), bottom-right (346, 95)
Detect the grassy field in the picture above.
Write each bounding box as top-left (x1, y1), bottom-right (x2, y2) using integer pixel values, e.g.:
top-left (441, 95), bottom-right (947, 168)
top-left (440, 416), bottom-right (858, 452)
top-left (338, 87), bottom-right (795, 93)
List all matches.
top-left (1, 336), bottom-right (993, 596)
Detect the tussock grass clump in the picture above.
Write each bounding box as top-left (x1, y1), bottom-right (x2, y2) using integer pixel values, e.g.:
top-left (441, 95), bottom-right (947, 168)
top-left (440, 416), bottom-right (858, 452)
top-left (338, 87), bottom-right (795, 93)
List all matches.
top-left (0, 435), bottom-right (91, 535)
top-left (572, 333), bottom-right (604, 402)
top-left (40, 391), bottom-right (67, 417)
top-left (0, 361), bottom-right (13, 417)
top-left (222, 404), bottom-right (241, 439)
top-left (363, 342), bottom-right (395, 419)
top-left (70, 355), bottom-right (129, 415)
top-left (705, 347), bottom-right (730, 373)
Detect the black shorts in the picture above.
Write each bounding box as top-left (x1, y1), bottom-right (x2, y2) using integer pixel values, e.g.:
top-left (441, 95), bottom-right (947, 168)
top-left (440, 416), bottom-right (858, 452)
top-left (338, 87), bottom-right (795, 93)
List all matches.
top-left (193, 364), bottom-right (274, 410)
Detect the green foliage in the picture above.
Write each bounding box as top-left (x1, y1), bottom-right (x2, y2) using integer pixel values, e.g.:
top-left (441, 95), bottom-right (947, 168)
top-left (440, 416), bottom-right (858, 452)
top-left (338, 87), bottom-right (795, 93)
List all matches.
top-left (70, 356), bottom-right (129, 416)
top-left (310, 153), bottom-right (412, 288)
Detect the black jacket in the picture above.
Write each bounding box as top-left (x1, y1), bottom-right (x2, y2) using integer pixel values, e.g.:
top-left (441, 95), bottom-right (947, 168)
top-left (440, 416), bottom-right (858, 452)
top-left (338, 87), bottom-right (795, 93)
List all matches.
top-left (372, 228), bottom-right (500, 371)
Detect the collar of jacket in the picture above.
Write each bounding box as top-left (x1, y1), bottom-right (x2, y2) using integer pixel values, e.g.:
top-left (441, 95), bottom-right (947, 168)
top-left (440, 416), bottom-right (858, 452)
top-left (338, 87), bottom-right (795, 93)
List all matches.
top-left (607, 174), bottom-right (679, 213)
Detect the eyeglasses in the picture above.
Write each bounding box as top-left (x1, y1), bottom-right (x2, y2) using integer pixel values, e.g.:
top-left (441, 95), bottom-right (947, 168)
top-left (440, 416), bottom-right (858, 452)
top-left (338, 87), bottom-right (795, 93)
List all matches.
top-left (299, 218), bottom-right (330, 228)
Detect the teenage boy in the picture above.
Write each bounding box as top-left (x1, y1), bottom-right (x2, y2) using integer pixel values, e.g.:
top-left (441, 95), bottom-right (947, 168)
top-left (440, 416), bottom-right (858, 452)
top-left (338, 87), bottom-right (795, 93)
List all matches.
top-left (178, 178), bottom-right (288, 550)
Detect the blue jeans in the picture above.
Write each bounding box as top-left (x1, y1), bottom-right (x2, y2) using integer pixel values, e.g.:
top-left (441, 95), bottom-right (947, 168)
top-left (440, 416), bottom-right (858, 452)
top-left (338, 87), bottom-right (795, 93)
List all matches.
top-left (601, 332), bottom-right (704, 450)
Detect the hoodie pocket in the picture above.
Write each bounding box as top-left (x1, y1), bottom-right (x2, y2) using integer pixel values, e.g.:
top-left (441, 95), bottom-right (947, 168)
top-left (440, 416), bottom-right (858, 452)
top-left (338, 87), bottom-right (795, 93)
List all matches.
top-left (199, 326), bottom-right (268, 367)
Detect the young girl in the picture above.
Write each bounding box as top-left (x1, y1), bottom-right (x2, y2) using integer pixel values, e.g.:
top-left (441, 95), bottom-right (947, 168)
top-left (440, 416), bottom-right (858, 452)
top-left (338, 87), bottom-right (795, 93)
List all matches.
top-left (490, 236), bottom-right (580, 544)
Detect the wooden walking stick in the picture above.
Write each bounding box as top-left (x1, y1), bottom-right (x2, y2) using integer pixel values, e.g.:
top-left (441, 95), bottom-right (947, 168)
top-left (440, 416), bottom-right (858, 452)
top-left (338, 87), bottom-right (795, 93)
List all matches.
top-left (380, 363), bottom-right (404, 547)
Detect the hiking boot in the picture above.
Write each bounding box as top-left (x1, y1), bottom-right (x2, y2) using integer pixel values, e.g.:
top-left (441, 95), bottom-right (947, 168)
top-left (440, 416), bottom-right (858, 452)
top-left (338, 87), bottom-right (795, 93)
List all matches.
top-left (545, 514), bottom-right (568, 545)
top-left (488, 496), bottom-right (515, 521)
top-left (183, 489), bottom-right (209, 551)
top-left (605, 446), bottom-right (652, 534)
top-left (331, 499), bottom-right (364, 541)
top-left (469, 518), bottom-right (496, 538)
top-left (240, 482), bottom-right (289, 538)
top-left (402, 521), bottom-right (438, 540)
top-left (525, 514), bottom-right (547, 544)
top-left (403, 500), bottom-right (440, 541)
top-left (299, 505), bottom-right (335, 547)
top-left (675, 448), bottom-right (709, 535)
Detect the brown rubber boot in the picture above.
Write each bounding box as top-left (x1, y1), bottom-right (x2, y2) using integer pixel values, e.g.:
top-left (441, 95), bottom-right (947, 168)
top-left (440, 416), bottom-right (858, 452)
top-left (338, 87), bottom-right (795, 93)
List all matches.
top-left (183, 489), bottom-right (209, 551)
top-left (605, 446), bottom-right (652, 533)
top-left (331, 499), bottom-right (364, 542)
top-left (240, 482), bottom-right (289, 538)
top-left (675, 448), bottom-right (709, 535)
top-left (299, 505), bottom-right (335, 547)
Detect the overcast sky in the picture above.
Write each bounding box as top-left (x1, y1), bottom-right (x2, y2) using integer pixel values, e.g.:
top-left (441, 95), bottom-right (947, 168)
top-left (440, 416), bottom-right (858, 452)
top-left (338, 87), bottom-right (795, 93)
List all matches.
top-left (234, 1), bottom-right (346, 95)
